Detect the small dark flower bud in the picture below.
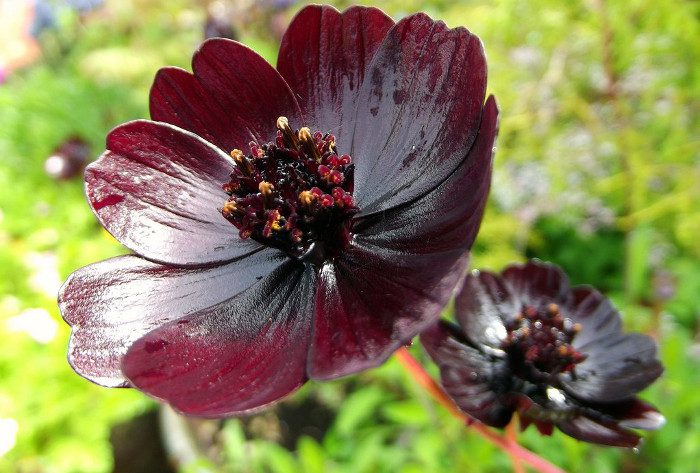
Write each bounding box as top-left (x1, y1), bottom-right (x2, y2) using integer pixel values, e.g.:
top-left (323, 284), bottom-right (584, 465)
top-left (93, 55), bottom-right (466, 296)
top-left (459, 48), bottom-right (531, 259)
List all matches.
top-left (44, 137), bottom-right (90, 181)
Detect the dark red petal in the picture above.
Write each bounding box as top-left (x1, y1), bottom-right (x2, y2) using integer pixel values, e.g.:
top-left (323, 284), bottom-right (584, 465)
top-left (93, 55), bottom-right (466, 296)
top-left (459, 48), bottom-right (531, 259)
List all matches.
top-left (353, 96), bottom-right (497, 349)
top-left (557, 416), bottom-right (642, 448)
top-left (150, 39), bottom-right (302, 153)
top-left (420, 321), bottom-right (514, 428)
top-left (606, 399), bottom-right (665, 431)
top-left (350, 13), bottom-right (487, 215)
top-left (454, 269), bottom-right (515, 349)
top-left (501, 260), bottom-right (572, 305)
top-left (86, 120), bottom-right (260, 265)
top-left (308, 241), bottom-right (470, 380)
top-left (122, 262), bottom-right (315, 416)
top-left (277, 5), bottom-right (393, 145)
top-left (58, 250), bottom-right (284, 387)
top-left (563, 332), bottom-right (663, 403)
top-left (567, 286), bottom-right (622, 348)
top-left (354, 96), bottom-right (497, 255)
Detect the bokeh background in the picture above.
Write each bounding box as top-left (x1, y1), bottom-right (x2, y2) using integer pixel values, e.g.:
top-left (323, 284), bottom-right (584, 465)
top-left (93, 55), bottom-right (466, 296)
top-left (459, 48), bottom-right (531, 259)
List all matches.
top-left (0, 0), bottom-right (698, 472)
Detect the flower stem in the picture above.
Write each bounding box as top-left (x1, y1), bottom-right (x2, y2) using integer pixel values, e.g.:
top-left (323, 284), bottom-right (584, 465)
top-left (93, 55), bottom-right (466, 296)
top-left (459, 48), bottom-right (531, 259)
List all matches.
top-left (506, 417), bottom-right (526, 473)
top-left (394, 347), bottom-right (565, 473)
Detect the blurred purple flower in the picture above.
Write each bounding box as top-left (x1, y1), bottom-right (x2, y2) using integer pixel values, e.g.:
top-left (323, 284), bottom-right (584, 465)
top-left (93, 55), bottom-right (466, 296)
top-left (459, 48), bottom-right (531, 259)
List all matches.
top-left (44, 136), bottom-right (90, 180)
top-left (421, 260), bottom-right (664, 447)
top-left (204, 13), bottom-right (238, 41)
top-left (30, 0), bottom-right (104, 37)
top-left (58, 5), bottom-right (496, 416)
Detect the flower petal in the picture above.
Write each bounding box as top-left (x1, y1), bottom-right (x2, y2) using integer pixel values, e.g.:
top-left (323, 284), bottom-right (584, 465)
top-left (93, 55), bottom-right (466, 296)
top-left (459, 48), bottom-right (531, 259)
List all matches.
top-left (150, 39), bottom-right (302, 153)
top-left (454, 269), bottom-right (515, 350)
top-left (611, 399), bottom-right (665, 431)
top-left (354, 95), bottom-right (497, 255)
top-left (557, 415), bottom-right (641, 448)
top-left (122, 261), bottom-right (315, 416)
top-left (560, 286), bottom-right (664, 402)
top-left (421, 321), bottom-right (514, 427)
top-left (350, 13), bottom-right (487, 215)
top-left (58, 249), bottom-right (284, 387)
top-left (567, 286), bottom-right (622, 348)
top-left (308, 241), bottom-right (469, 380)
top-left (501, 260), bottom-right (572, 305)
top-left (277, 5), bottom-right (393, 145)
top-left (352, 96), bottom-right (496, 349)
top-left (86, 120), bottom-right (260, 265)
top-left (563, 332), bottom-right (663, 403)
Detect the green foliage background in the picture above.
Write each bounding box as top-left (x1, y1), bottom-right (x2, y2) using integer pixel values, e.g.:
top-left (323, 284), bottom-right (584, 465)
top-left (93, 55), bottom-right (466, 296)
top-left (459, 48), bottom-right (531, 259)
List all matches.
top-left (0, 0), bottom-right (697, 472)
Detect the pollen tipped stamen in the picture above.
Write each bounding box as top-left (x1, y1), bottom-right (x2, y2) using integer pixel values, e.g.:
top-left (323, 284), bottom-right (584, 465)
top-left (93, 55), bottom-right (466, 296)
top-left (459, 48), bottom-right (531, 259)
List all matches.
top-left (230, 149), bottom-right (253, 175)
top-left (502, 304), bottom-right (586, 382)
top-left (276, 116), bottom-right (300, 150)
top-left (222, 118), bottom-right (357, 258)
top-left (298, 127), bottom-right (321, 162)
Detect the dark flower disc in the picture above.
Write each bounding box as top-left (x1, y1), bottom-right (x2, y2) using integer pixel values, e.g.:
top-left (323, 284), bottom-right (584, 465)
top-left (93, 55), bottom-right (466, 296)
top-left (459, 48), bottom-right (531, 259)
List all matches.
top-left (420, 260), bottom-right (665, 447)
top-left (58, 5), bottom-right (498, 416)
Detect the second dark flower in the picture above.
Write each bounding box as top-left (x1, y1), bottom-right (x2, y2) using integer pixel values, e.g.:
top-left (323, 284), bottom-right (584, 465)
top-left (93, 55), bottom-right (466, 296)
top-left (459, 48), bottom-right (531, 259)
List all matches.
top-left (421, 261), bottom-right (664, 447)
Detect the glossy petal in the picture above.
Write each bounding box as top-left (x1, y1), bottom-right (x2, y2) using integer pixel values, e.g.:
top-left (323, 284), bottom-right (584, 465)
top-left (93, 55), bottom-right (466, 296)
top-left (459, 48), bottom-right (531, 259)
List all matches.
top-left (501, 260), bottom-right (571, 305)
top-left (454, 269), bottom-right (514, 350)
top-left (308, 241), bottom-right (470, 380)
top-left (122, 261), bottom-right (315, 416)
top-left (611, 399), bottom-right (666, 431)
top-left (558, 287), bottom-right (664, 402)
top-left (563, 332), bottom-right (663, 402)
top-left (58, 249), bottom-right (284, 387)
top-left (350, 13), bottom-right (487, 215)
top-left (277, 5), bottom-right (393, 145)
top-left (566, 286), bottom-right (622, 348)
top-left (421, 321), bottom-right (514, 427)
top-left (86, 120), bottom-right (260, 265)
top-left (355, 95), bottom-right (497, 255)
top-left (150, 39), bottom-right (302, 153)
top-left (557, 416), bottom-right (641, 448)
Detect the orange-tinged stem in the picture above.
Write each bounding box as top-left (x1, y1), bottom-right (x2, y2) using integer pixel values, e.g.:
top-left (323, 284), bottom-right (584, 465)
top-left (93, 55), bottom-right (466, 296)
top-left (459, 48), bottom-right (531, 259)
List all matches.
top-left (394, 347), bottom-right (565, 473)
top-left (506, 417), bottom-right (526, 473)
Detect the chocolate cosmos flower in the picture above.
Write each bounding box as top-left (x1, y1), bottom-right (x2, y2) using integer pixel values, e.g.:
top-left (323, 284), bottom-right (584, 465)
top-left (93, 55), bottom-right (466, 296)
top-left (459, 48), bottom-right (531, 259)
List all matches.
top-left (421, 261), bottom-right (664, 447)
top-left (58, 5), bottom-right (497, 416)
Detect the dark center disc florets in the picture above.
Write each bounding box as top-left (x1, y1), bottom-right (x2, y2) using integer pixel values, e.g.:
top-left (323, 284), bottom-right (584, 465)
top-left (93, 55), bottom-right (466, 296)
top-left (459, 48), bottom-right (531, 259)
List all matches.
top-left (221, 117), bottom-right (358, 260)
top-left (501, 303), bottom-right (587, 383)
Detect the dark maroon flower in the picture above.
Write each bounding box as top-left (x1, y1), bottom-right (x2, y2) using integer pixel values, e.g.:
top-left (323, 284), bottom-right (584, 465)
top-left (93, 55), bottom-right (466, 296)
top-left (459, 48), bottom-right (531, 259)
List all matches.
top-left (44, 136), bottom-right (90, 180)
top-left (421, 261), bottom-right (664, 447)
top-left (58, 5), bottom-right (497, 416)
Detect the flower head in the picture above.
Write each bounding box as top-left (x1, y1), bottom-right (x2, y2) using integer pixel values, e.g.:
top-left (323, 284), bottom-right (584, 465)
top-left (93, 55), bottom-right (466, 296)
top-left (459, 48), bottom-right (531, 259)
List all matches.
top-left (58, 5), bottom-right (497, 416)
top-left (420, 260), bottom-right (664, 447)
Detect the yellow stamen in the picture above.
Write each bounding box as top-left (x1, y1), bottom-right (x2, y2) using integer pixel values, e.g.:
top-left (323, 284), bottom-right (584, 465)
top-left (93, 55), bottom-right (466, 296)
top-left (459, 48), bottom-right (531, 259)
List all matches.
top-left (230, 149), bottom-right (245, 163)
top-left (298, 190), bottom-right (315, 206)
top-left (271, 219), bottom-right (284, 231)
top-left (222, 201), bottom-right (238, 215)
top-left (298, 127), bottom-right (321, 162)
top-left (276, 116), bottom-right (290, 131)
top-left (276, 116), bottom-right (299, 150)
top-left (258, 181), bottom-right (274, 196)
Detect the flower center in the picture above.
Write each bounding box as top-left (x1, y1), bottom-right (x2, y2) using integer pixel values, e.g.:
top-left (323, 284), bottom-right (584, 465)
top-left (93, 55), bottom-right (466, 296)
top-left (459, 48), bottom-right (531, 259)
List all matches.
top-left (501, 303), bottom-right (586, 383)
top-left (221, 117), bottom-right (358, 261)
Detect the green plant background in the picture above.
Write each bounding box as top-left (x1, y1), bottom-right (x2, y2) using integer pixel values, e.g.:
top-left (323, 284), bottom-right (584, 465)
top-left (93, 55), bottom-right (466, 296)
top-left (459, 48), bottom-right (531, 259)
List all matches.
top-left (0, 0), bottom-right (698, 472)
